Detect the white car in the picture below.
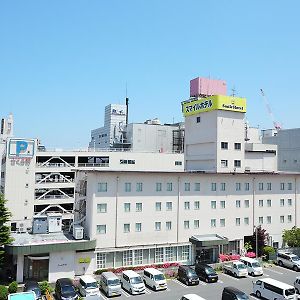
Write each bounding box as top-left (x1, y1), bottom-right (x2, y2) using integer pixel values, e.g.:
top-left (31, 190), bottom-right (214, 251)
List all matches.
top-left (78, 275), bottom-right (100, 297)
top-left (120, 270), bottom-right (145, 295)
top-left (143, 267), bottom-right (167, 291)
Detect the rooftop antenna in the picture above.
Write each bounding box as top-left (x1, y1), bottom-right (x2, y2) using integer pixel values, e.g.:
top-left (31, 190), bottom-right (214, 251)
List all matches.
top-left (125, 82), bottom-right (129, 126)
top-left (231, 87), bottom-right (236, 97)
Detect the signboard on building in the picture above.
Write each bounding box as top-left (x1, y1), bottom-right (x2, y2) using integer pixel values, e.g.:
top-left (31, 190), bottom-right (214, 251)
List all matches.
top-left (8, 139), bottom-right (35, 158)
top-left (182, 95), bottom-right (247, 117)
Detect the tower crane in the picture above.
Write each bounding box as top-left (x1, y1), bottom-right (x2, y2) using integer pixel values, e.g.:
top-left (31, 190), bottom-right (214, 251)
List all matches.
top-left (260, 88), bottom-right (282, 130)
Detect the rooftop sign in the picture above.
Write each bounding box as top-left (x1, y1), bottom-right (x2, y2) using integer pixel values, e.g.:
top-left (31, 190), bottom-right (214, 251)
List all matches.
top-left (182, 95), bottom-right (247, 117)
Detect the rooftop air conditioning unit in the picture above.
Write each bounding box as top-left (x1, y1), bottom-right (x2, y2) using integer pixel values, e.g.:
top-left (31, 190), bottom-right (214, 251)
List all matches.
top-left (73, 225), bottom-right (84, 240)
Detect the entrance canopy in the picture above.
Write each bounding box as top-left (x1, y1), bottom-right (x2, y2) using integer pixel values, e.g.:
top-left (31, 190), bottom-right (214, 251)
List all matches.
top-left (189, 234), bottom-right (228, 247)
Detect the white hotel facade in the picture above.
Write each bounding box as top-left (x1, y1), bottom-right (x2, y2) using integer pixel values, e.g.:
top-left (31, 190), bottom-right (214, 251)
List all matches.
top-left (2, 84), bottom-right (300, 283)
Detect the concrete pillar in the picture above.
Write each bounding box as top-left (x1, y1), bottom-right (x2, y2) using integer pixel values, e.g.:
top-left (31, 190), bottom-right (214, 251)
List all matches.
top-left (16, 255), bottom-right (24, 283)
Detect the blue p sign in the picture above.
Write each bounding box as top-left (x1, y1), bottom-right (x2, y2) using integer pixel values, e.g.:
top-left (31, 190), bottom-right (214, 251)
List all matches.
top-left (16, 141), bottom-right (28, 156)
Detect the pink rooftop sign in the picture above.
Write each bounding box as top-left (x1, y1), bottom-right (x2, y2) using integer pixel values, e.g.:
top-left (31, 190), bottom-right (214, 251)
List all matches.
top-left (190, 77), bottom-right (227, 97)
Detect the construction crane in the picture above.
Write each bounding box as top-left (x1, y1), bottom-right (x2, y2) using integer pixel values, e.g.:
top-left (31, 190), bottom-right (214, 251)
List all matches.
top-left (260, 88), bottom-right (282, 130)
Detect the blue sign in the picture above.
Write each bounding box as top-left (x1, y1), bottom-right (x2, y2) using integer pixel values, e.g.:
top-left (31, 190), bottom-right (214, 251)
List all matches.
top-left (8, 139), bottom-right (35, 158)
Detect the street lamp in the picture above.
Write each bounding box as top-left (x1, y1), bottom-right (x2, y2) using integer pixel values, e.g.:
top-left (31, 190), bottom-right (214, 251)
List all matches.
top-left (254, 226), bottom-right (258, 258)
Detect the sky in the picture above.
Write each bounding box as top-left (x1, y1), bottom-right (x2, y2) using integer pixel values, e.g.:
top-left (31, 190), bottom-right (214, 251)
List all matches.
top-left (0, 1), bottom-right (300, 148)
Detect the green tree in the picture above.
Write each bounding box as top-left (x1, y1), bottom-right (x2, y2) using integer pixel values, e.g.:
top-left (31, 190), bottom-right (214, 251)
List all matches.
top-left (0, 193), bottom-right (13, 268)
top-left (252, 226), bottom-right (269, 257)
top-left (282, 226), bottom-right (300, 247)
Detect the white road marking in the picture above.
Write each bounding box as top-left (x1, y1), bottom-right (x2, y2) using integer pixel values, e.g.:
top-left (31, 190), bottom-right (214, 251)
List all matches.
top-left (99, 293), bottom-right (108, 300)
top-left (121, 290), bottom-right (131, 298)
top-left (264, 268), bottom-right (283, 275)
top-left (198, 281), bottom-right (207, 286)
top-left (172, 279), bottom-right (189, 288)
top-left (250, 296), bottom-right (259, 300)
top-left (145, 288), bottom-right (151, 294)
top-left (220, 273), bottom-right (240, 281)
top-left (218, 280), bottom-right (224, 283)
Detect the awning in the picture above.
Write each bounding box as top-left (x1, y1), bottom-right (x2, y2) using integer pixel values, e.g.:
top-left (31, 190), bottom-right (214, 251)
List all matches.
top-left (189, 234), bottom-right (229, 247)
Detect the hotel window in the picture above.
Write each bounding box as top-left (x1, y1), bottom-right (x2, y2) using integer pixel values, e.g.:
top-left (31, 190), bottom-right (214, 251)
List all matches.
top-left (236, 218), bottom-right (241, 226)
top-left (185, 183), bottom-right (190, 191)
top-left (288, 199), bottom-right (292, 206)
top-left (124, 223), bottom-right (130, 233)
top-left (136, 203), bottom-right (142, 212)
top-left (258, 183), bottom-right (264, 191)
top-left (181, 245), bottom-right (190, 261)
top-left (280, 199), bottom-right (285, 207)
top-left (236, 200), bottom-right (241, 208)
top-left (155, 222), bottom-right (161, 231)
top-left (267, 216), bottom-right (272, 224)
top-left (234, 160), bottom-right (241, 168)
top-left (221, 160), bottom-right (228, 168)
top-left (156, 202), bottom-right (162, 211)
top-left (221, 142), bottom-right (228, 149)
top-left (194, 220), bottom-right (200, 229)
top-left (97, 203), bottom-right (107, 213)
top-left (124, 203), bottom-right (131, 212)
top-left (134, 249), bottom-right (143, 265)
top-left (167, 182), bottom-right (173, 191)
top-left (155, 248), bottom-right (164, 263)
top-left (184, 201), bottom-right (190, 210)
top-left (288, 215), bottom-right (292, 223)
top-left (221, 183), bottom-right (226, 191)
top-left (98, 182), bottom-right (107, 192)
top-left (156, 182), bottom-right (162, 192)
top-left (194, 182), bottom-right (200, 191)
top-left (280, 215), bottom-right (285, 223)
top-left (166, 221), bottom-right (172, 230)
top-left (280, 183), bottom-right (285, 190)
top-left (96, 253), bottom-right (106, 269)
top-left (125, 182), bottom-right (131, 192)
top-left (244, 217), bottom-right (249, 225)
top-left (96, 225), bottom-right (106, 234)
top-left (267, 199), bottom-right (272, 207)
top-left (166, 202), bottom-right (173, 211)
top-left (196, 116), bottom-right (201, 123)
top-left (259, 200), bottom-right (263, 207)
top-left (245, 182), bottom-right (250, 191)
top-left (211, 201), bottom-right (217, 209)
top-left (267, 183), bottom-right (272, 191)
top-left (234, 143), bottom-right (241, 150)
top-left (259, 217), bottom-right (263, 224)
top-left (220, 218), bottom-right (225, 227)
top-left (288, 182), bottom-right (293, 190)
top-left (165, 247), bottom-right (175, 262)
top-left (123, 250), bottom-right (133, 266)
top-left (194, 201), bottom-right (200, 210)
top-left (220, 200), bottom-right (226, 209)
top-left (184, 221), bottom-right (190, 229)
top-left (236, 183), bottom-right (241, 191)
top-left (135, 223), bottom-right (141, 232)
top-left (211, 182), bottom-right (217, 191)
top-left (175, 161), bottom-right (182, 166)
top-left (211, 219), bottom-right (216, 227)
top-left (136, 182), bottom-right (143, 192)
top-left (244, 199), bottom-right (250, 208)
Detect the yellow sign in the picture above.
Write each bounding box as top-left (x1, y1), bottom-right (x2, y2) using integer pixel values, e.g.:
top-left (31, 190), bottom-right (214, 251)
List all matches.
top-left (182, 95), bottom-right (247, 116)
top-left (78, 257), bottom-right (91, 263)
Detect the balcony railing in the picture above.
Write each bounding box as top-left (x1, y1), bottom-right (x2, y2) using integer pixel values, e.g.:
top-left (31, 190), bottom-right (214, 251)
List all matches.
top-left (36, 163), bottom-right (75, 168)
top-left (35, 194), bottom-right (74, 200)
top-left (35, 178), bottom-right (75, 184)
top-left (77, 163), bottom-right (109, 167)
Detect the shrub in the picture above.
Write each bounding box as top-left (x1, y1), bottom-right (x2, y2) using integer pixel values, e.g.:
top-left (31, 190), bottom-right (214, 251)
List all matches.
top-left (245, 252), bottom-right (256, 258)
top-left (38, 281), bottom-right (53, 295)
top-left (8, 281), bottom-right (18, 294)
top-left (263, 246), bottom-right (276, 260)
top-left (0, 286), bottom-right (8, 300)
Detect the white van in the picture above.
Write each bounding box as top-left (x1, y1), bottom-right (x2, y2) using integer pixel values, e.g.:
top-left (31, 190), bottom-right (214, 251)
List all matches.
top-left (240, 257), bottom-right (263, 276)
top-left (253, 278), bottom-right (296, 300)
top-left (78, 275), bottom-right (100, 297)
top-left (181, 294), bottom-right (207, 300)
top-left (142, 268), bottom-right (167, 291)
top-left (120, 270), bottom-right (145, 295)
top-left (99, 271), bottom-right (122, 297)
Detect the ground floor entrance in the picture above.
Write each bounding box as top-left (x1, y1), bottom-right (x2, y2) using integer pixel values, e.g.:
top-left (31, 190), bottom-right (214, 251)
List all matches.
top-left (23, 255), bottom-right (49, 281)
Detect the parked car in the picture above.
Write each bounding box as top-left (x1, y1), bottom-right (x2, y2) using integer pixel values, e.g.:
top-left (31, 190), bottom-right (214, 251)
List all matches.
top-left (195, 263), bottom-right (218, 283)
top-left (23, 281), bottom-right (42, 300)
top-left (142, 267), bottom-right (167, 291)
top-left (55, 278), bottom-right (78, 300)
top-left (222, 286), bottom-right (249, 300)
top-left (277, 251), bottom-right (300, 271)
top-left (180, 294), bottom-right (207, 300)
top-left (77, 275), bottom-right (100, 297)
top-left (120, 270), bottom-right (145, 295)
top-left (177, 265), bottom-right (199, 286)
top-left (99, 271), bottom-right (122, 297)
top-left (294, 276), bottom-right (300, 294)
top-left (223, 261), bottom-right (248, 278)
top-left (239, 257), bottom-right (263, 276)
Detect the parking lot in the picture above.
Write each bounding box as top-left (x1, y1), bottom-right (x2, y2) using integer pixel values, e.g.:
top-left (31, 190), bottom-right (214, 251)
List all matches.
top-left (92, 265), bottom-right (300, 300)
